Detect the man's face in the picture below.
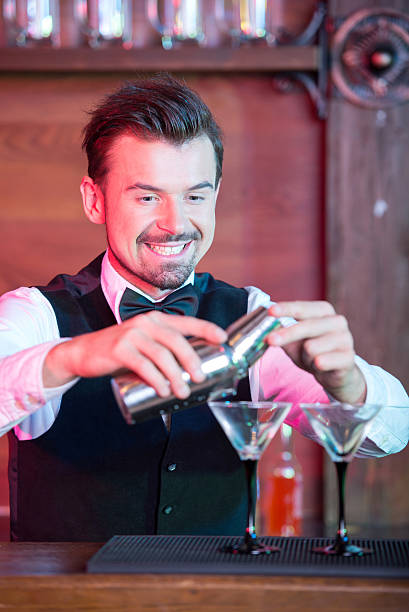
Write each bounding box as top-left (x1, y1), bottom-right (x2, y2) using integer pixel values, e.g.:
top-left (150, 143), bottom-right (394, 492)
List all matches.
top-left (99, 134), bottom-right (219, 298)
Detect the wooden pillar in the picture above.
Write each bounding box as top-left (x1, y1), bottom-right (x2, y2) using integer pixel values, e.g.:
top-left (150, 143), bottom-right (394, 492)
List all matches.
top-left (325, 0), bottom-right (409, 533)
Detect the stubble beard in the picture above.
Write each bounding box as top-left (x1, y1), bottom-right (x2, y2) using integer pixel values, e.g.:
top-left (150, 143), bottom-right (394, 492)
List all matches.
top-left (107, 238), bottom-right (199, 291)
top-left (134, 228), bottom-right (201, 290)
top-left (134, 259), bottom-right (196, 290)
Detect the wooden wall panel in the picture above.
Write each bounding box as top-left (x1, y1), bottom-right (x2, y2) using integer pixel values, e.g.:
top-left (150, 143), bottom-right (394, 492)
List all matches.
top-left (0, 73), bottom-right (324, 299)
top-left (195, 74), bottom-right (325, 301)
top-left (0, 72), bottom-right (325, 539)
top-left (327, 100), bottom-right (409, 391)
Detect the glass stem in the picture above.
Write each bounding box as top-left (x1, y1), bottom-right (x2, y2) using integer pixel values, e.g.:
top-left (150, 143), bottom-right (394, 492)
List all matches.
top-left (243, 459), bottom-right (258, 545)
top-left (334, 461), bottom-right (349, 552)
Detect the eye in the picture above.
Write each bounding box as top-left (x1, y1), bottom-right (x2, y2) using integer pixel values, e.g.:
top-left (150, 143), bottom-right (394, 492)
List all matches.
top-left (186, 194), bottom-right (205, 202)
top-left (139, 194), bottom-right (159, 203)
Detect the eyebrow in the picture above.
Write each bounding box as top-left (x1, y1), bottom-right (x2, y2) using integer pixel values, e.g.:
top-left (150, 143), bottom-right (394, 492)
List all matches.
top-left (126, 181), bottom-right (214, 192)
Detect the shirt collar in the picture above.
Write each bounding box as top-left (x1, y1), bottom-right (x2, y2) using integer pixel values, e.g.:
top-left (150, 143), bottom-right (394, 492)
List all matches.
top-left (100, 251), bottom-right (195, 324)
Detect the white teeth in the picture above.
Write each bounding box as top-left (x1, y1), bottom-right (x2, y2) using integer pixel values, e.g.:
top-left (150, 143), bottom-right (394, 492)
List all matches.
top-left (148, 243), bottom-right (186, 255)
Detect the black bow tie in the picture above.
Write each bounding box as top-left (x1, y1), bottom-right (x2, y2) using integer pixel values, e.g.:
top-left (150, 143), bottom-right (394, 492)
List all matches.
top-left (119, 284), bottom-right (199, 321)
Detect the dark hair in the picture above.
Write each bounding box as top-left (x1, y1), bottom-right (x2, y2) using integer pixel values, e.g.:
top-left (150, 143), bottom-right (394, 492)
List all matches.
top-left (82, 73), bottom-right (223, 188)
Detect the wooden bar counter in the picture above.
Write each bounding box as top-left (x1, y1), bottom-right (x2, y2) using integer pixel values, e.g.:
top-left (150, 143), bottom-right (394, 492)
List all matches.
top-left (0, 542), bottom-right (407, 611)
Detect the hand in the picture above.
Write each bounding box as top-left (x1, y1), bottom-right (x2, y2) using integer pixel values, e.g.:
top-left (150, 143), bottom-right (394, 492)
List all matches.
top-left (43, 312), bottom-right (227, 399)
top-left (267, 301), bottom-right (366, 403)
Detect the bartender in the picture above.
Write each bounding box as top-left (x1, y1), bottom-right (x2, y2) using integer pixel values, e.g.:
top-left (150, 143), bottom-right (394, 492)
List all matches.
top-left (0, 74), bottom-right (407, 541)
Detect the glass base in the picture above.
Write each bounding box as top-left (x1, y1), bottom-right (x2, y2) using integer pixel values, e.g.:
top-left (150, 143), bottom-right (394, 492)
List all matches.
top-left (312, 543), bottom-right (373, 557)
top-left (221, 541), bottom-right (280, 556)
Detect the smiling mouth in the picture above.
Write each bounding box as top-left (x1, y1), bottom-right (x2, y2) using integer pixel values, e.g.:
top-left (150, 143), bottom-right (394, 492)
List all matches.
top-left (145, 241), bottom-right (192, 256)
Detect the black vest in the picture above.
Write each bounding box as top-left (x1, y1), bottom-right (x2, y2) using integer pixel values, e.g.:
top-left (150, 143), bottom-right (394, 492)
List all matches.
top-left (8, 254), bottom-right (251, 541)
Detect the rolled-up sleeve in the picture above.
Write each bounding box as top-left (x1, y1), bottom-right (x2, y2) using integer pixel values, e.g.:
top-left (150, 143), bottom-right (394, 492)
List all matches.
top-left (0, 287), bottom-right (77, 438)
top-left (245, 286), bottom-right (409, 456)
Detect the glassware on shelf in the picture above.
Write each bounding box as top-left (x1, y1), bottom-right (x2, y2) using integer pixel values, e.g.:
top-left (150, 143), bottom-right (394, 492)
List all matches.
top-left (265, 423), bottom-right (303, 537)
top-left (300, 402), bottom-right (383, 556)
top-left (215, 0), bottom-right (276, 46)
top-left (75, 0), bottom-right (132, 48)
top-left (208, 400), bottom-right (292, 555)
top-left (3, 0), bottom-right (60, 46)
top-left (146, 0), bottom-right (204, 50)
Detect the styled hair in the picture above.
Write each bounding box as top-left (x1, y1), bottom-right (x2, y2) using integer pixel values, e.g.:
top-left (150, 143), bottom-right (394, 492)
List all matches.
top-left (82, 73), bottom-right (223, 188)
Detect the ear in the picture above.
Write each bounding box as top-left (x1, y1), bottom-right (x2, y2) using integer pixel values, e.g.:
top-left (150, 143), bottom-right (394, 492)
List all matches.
top-left (80, 176), bottom-right (105, 224)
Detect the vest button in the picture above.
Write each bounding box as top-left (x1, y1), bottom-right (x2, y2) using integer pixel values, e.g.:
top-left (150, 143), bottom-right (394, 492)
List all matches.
top-left (167, 463), bottom-right (177, 472)
top-left (162, 505), bottom-right (174, 515)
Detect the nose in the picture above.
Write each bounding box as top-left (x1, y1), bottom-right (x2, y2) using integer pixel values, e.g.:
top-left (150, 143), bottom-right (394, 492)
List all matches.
top-left (156, 197), bottom-right (187, 236)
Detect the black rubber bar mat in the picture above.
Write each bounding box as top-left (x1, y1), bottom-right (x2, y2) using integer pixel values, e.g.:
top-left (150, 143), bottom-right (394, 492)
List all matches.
top-left (87, 535), bottom-right (409, 578)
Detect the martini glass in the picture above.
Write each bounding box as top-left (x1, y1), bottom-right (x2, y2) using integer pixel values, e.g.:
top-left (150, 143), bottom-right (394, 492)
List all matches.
top-left (300, 402), bottom-right (383, 556)
top-left (208, 401), bottom-right (292, 555)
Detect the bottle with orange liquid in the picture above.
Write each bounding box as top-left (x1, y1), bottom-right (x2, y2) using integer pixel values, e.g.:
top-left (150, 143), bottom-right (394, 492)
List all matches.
top-left (266, 423), bottom-right (303, 536)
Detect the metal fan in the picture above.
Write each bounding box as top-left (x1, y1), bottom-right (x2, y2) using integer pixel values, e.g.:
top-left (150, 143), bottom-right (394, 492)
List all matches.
top-left (332, 8), bottom-right (409, 109)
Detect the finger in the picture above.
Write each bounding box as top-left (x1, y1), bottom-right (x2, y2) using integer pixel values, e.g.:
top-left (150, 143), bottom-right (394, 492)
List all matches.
top-left (136, 312), bottom-right (226, 382)
top-left (142, 312), bottom-right (227, 344)
top-left (268, 314), bottom-right (348, 346)
top-left (269, 301), bottom-right (336, 320)
top-left (301, 331), bottom-right (354, 362)
top-left (113, 345), bottom-right (172, 397)
top-left (121, 337), bottom-right (191, 399)
top-left (140, 322), bottom-right (206, 383)
top-left (312, 350), bottom-right (356, 372)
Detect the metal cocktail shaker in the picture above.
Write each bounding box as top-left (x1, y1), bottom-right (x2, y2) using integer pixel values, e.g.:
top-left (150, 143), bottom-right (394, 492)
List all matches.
top-left (111, 306), bottom-right (281, 424)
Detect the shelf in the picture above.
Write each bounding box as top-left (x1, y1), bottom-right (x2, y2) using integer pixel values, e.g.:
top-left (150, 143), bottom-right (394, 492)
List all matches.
top-left (0, 45), bottom-right (319, 73)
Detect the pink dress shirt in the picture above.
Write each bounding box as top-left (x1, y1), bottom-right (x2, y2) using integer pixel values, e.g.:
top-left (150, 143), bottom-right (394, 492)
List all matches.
top-left (0, 253), bottom-right (407, 455)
